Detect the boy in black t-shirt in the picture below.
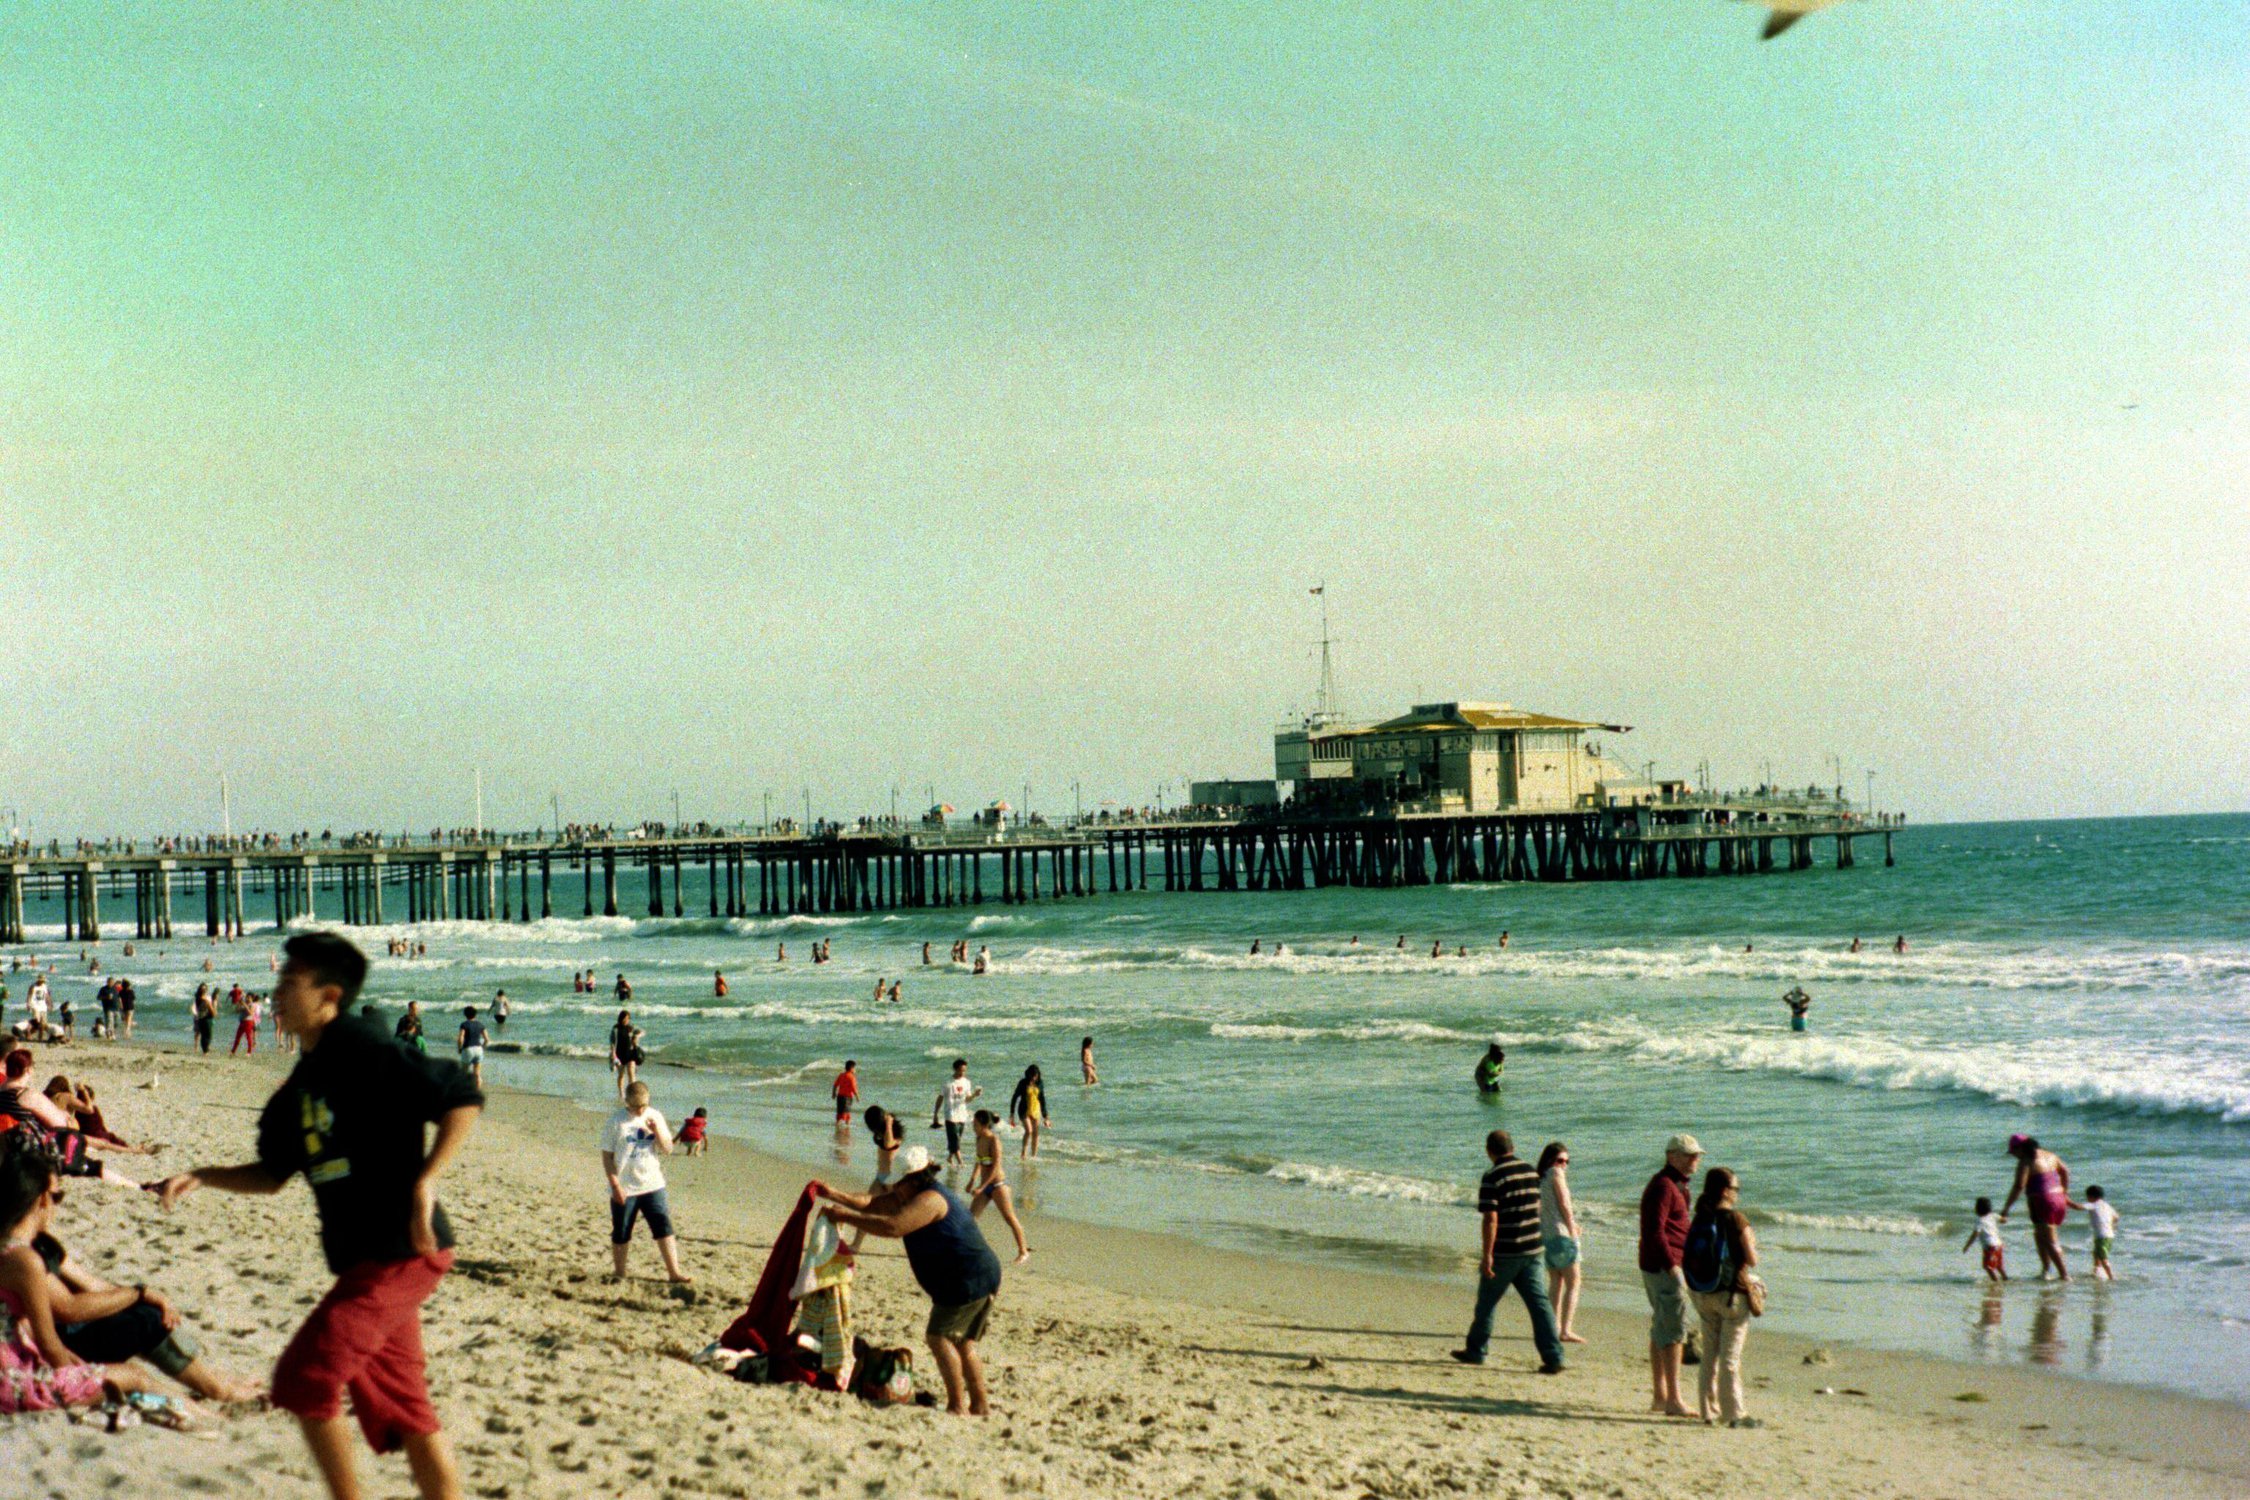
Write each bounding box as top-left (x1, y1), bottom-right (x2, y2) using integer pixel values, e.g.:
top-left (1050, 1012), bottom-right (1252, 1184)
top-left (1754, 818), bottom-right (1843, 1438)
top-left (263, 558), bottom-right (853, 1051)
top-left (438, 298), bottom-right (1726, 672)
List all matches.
top-left (155, 932), bottom-right (482, 1500)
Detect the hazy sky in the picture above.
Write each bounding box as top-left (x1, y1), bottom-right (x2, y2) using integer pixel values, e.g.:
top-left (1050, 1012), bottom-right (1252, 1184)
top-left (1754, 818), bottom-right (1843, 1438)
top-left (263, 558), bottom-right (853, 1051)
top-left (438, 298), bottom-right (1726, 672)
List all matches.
top-left (4, 1), bottom-right (2245, 833)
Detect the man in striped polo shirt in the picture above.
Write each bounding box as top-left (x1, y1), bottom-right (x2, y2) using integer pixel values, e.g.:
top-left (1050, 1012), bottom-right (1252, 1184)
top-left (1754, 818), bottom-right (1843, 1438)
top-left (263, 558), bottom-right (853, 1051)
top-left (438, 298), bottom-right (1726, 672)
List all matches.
top-left (1451, 1129), bottom-right (1565, 1374)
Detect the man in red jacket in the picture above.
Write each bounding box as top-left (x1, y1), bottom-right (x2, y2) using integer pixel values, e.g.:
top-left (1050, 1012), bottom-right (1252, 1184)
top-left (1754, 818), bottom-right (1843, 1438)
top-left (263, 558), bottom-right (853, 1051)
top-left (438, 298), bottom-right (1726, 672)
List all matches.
top-left (1638, 1132), bottom-right (1702, 1418)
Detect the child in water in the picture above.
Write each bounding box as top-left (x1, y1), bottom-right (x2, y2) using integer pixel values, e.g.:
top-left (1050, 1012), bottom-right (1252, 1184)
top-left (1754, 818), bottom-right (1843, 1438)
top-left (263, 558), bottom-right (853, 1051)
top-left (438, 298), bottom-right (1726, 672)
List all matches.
top-left (679, 1107), bottom-right (710, 1157)
top-left (2082, 1185), bottom-right (2118, 1280)
top-left (966, 1110), bottom-right (1032, 1264)
top-left (1964, 1196), bottom-right (2006, 1281)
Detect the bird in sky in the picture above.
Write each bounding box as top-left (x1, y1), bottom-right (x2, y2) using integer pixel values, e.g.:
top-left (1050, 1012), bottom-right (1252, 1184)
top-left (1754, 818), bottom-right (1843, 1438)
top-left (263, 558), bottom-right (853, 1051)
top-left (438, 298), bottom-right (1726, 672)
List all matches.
top-left (1753, 0), bottom-right (1846, 38)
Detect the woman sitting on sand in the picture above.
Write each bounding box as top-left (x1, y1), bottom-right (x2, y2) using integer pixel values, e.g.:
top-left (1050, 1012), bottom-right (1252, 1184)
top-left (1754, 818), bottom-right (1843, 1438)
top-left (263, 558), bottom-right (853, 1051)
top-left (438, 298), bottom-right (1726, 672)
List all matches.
top-left (40, 1078), bottom-right (157, 1157)
top-left (23, 1152), bottom-right (261, 1403)
top-left (0, 1054), bottom-right (135, 1186)
top-left (0, 1136), bottom-right (192, 1417)
top-left (2000, 1135), bottom-right (2074, 1280)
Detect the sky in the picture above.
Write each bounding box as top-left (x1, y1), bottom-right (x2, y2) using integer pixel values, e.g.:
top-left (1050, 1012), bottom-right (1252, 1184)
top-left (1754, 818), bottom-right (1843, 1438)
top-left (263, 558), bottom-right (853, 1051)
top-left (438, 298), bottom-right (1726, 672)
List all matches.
top-left (3, 0), bottom-right (2245, 833)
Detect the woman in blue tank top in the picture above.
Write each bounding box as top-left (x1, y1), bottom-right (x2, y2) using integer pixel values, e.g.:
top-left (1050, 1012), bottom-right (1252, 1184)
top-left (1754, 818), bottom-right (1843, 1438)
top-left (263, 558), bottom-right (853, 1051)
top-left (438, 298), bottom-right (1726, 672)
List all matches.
top-left (816, 1144), bottom-right (1004, 1415)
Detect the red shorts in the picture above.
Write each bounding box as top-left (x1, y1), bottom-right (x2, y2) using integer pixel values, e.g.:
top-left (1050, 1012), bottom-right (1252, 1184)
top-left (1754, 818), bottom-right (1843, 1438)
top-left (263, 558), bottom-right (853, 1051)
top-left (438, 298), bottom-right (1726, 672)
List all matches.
top-left (1982, 1245), bottom-right (2005, 1276)
top-left (272, 1251), bottom-right (453, 1452)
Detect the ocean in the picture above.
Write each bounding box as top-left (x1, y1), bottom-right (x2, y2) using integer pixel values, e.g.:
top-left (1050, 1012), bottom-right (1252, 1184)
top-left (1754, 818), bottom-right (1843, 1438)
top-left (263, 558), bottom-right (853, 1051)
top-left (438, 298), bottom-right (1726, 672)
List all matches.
top-left (12, 812), bottom-right (2248, 1404)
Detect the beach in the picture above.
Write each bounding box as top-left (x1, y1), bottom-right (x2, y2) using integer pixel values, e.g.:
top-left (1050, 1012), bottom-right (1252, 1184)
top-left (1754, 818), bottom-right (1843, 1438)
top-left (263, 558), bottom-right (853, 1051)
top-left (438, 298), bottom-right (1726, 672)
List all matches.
top-left (12, 1041), bottom-right (2245, 1500)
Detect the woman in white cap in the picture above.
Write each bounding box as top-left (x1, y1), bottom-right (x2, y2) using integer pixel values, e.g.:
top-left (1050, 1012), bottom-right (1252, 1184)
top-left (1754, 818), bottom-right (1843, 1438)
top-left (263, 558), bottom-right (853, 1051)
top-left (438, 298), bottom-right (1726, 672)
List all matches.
top-left (815, 1144), bottom-right (1003, 1416)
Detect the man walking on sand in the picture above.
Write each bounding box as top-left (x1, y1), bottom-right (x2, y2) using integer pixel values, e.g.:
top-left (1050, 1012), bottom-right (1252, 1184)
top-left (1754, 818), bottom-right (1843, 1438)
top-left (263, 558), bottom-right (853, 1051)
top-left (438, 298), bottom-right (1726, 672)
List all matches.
top-left (1451, 1129), bottom-right (1564, 1375)
top-left (155, 932), bottom-right (483, 1500)
top-left (1640, 1132), bottom-right (1702, 1418)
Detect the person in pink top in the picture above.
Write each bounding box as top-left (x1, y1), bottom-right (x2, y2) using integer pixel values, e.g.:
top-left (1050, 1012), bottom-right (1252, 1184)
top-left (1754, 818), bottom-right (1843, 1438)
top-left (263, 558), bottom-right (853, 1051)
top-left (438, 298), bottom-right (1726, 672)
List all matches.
top-left (2000, 1134), bottom-right (2074, 1281)
top-left (0, 1144), bottom-right (181, 1415)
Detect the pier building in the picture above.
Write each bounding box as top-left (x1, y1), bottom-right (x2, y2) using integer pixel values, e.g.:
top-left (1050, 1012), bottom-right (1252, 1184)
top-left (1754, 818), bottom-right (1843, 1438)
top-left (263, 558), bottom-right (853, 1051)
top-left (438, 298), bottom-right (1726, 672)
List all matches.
top-left (1276, 699), bottom-right (1640, 814)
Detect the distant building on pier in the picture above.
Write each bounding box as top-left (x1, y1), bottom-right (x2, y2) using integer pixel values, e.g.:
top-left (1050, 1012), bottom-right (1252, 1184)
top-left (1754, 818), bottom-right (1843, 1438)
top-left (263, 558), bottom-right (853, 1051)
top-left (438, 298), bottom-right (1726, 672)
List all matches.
top-left (1276, 700), bottom-right (1645, 814)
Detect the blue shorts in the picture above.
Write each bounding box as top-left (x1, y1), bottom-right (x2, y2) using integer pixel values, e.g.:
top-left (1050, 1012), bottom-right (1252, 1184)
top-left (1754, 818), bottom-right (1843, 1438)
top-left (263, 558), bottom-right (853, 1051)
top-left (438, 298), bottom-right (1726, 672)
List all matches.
top-left (1544, 1235), bottom-right (1580, 1271)
top-left (611, 1188), bottom-right (674, 1244)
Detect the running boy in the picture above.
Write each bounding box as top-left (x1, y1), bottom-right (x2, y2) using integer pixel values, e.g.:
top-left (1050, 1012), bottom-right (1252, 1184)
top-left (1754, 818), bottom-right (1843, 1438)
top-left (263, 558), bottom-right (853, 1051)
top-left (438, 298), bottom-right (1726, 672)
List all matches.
top-left (2082, 1185), bottom-right (2119, 1280)
top-left (1963, 1196), bottom-right (2006, 1281)
top-left (155, 932), bottom-right (482, 1500)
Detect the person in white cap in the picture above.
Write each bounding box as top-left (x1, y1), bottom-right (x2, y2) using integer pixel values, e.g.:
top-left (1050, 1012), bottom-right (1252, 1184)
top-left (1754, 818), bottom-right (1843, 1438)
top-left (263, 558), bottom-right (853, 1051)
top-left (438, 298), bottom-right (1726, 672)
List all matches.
top-left (1638, 1133), bottom-right (1704, 1418)
top-left (814, 1143), bottom-right (1004, 1417)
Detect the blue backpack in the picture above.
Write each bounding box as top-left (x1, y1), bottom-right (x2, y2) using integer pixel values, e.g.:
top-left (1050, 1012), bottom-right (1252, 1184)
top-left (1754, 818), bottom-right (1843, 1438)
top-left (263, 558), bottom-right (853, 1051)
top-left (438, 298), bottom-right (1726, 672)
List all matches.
top-left (1682, 1214), bottom-right (1731, 1295)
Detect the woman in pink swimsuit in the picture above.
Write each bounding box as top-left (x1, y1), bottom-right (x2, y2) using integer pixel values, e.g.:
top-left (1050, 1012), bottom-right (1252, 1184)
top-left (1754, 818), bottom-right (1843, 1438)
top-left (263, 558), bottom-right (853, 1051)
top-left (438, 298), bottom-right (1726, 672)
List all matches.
top-left (2000, 1134), bottom-right (2073, 1280)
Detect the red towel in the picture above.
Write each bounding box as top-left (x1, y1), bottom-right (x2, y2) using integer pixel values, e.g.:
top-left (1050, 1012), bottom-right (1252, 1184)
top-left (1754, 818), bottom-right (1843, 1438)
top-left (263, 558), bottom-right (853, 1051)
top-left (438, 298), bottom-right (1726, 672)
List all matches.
top-left (720, 1183), bottom-right (820, 1358)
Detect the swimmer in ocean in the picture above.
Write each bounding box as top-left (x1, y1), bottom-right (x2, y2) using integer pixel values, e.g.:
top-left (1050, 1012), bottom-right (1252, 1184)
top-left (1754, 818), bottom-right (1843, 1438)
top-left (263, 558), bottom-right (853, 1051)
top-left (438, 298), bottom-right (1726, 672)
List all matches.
top-left (1475, 1043), bottom-right (1506, 1094)
top-left (1783, 986), bottom-right (1812, 1032)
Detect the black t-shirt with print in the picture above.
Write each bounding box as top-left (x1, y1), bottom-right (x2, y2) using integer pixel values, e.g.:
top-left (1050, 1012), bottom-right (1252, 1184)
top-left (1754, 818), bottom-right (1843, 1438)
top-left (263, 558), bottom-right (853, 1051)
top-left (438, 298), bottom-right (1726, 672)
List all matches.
top-left (256, 1014), bottom-right (484, 1274)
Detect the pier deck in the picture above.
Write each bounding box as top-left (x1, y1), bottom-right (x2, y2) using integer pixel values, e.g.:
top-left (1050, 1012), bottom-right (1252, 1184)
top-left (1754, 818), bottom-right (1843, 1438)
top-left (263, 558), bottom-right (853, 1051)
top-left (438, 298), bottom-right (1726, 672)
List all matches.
top-left (0, 804), bottom-right (1899, 941)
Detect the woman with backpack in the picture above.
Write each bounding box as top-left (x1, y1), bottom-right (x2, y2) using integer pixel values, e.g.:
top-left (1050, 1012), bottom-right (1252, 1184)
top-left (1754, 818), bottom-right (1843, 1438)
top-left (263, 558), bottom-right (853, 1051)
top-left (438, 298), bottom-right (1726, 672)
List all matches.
top-left (1681, 1166), bottom-right (1763, 1428)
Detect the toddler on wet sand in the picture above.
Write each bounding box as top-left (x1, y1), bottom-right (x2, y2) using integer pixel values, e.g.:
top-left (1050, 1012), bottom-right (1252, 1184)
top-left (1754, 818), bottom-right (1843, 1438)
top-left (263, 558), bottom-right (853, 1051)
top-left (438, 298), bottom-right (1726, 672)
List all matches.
top-left (1963, 1196), bottom-right (2005, 1281)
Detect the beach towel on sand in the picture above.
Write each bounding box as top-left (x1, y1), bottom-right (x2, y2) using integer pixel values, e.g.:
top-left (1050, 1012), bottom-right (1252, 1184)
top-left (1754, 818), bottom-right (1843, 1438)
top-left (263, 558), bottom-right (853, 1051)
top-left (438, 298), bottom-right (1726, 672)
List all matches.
top-left (720, 1183), bottom-right (819, 1363)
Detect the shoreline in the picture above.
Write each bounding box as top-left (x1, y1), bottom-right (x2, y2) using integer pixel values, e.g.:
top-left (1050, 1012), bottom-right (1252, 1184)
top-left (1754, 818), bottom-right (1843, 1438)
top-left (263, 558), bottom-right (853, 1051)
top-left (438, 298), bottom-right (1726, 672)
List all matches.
top-left (487, 1073), bottom-right (2250, 1454)
top-left (15, 1039), bottom-right (2241, 1499)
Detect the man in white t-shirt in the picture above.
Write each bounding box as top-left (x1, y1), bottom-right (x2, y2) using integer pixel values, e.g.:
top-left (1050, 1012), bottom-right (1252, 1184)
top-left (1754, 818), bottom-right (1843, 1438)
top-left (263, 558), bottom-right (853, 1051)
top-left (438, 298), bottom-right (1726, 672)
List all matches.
top-left (601, 1081), bottom-right (691, 1283)
top-left (931, 1059), bottom-right (982, 1166)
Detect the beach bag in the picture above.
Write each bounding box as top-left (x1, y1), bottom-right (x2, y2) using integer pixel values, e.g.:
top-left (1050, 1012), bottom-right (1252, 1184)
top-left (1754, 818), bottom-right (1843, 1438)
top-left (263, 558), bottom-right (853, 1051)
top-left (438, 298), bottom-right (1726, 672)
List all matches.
top-left (1682, 1215), bottom-right (1730, 1295)
top-left (850, 1340), bottom-right (915, 1406)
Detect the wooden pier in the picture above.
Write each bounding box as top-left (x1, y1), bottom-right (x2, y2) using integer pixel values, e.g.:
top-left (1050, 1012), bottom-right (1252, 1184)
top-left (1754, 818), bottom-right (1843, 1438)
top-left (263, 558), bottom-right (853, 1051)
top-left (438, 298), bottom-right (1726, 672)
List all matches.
top-left (0, 807), bottom-right (1897, 941)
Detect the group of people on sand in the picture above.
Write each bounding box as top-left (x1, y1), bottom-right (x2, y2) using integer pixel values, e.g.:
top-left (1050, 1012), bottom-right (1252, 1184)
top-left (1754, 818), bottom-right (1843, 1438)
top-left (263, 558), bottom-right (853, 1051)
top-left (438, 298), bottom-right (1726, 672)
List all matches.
top-left (1453, 1126), bottom-right (1767, 1428)
top-left (829, 1054), bottom-right (1060, 1271)
top-left (1453, 1122), bottom-right (2123, 1435)
top-left (4, 932), bottom-right (486, 1500)
top-left (800, 1050), bottom-right (1079, 1415)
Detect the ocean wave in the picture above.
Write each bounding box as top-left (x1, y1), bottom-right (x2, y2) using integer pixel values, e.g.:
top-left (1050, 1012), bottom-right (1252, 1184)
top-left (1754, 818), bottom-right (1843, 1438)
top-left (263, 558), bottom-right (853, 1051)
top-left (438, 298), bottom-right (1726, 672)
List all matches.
top-left (1263, 1161), bottom-right (1471, 1206)
top-left (1210, 1019), bottom-right (1492, 1046)
top-left (741, 1059), bottom-right (843, 1088)
top-left (487, 1041), bottom-right (613, 1061)
top-left (1210, 1022), bottom-right (1323, 1042)
top-left (920, 936), bottom-right (2250, 993)
top-left (1760, 1209), bottom-right (1945, 1237)
top-left (1568, 1024), bottom-right (2250, 1124)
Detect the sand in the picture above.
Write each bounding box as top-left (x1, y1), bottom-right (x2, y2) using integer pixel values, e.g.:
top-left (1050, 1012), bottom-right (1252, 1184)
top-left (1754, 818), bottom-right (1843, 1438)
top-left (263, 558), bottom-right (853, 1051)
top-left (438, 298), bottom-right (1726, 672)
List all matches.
top-left (10, 1042), bottom-right (2245, 1500)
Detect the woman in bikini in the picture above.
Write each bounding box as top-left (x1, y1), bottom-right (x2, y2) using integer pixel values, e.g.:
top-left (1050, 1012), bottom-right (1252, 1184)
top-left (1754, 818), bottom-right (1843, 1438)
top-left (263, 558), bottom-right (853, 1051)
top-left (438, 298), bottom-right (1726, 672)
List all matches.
top-left (966, 1110), bottom-right (1031, 1264)
top-left (2000, 1134), bottom-right (2074, 1280)
top-left (862, 1105), bottom-right (903, 1186)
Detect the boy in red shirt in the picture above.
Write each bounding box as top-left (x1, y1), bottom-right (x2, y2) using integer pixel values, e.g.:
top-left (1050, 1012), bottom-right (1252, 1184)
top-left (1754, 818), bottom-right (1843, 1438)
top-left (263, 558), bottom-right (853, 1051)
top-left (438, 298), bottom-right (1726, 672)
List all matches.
top-left (832, 1061), bottom-right (861, 1126)
top-left (156, 933), bottom-right (483, 1500)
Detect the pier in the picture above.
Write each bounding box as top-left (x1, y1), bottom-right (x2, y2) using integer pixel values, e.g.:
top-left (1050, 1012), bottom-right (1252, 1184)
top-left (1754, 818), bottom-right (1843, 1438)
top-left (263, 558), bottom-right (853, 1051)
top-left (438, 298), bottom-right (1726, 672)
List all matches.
top-left (0, 803), bottom-right (1898, 940)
